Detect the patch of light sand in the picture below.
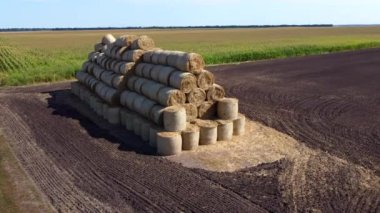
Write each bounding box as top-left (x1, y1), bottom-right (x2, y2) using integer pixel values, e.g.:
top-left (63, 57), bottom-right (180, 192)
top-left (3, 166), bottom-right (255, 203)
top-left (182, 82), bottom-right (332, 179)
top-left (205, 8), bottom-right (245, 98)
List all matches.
top-left (166, 119), bottom-right (307, 172)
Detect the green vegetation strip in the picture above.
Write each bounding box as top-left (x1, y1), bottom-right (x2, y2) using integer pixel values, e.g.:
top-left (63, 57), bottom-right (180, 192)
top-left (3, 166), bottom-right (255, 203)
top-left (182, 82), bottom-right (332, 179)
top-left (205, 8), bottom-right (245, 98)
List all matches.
top-left (203, 42), bottom-right (380, 64)
top-left (1, 42), bottom-right (380, 86)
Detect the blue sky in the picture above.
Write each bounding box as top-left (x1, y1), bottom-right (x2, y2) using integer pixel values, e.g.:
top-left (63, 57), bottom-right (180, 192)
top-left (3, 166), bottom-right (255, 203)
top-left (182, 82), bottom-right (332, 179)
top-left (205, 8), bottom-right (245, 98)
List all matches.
top-left (1, 0), bottom-right (379, 28)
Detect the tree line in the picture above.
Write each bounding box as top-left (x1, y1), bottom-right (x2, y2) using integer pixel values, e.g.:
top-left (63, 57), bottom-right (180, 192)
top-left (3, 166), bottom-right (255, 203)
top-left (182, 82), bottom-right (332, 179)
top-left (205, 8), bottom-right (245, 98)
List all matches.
top-left (0, 25), bottom-right (333, 32)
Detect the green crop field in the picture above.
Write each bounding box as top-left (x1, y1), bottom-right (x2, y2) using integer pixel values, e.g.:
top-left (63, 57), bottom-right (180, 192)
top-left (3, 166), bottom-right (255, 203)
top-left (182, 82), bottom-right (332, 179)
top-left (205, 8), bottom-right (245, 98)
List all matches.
top-left (1, 27), bottom-right (380, 86)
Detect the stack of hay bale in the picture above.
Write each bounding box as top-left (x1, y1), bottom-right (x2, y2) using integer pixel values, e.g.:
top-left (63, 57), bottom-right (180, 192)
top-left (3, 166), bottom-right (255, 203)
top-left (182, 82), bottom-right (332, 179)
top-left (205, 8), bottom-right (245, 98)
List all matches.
top-left (71, 33), bottom-right (246, 156)
top-left (71, 34), bottom-right (155, 124)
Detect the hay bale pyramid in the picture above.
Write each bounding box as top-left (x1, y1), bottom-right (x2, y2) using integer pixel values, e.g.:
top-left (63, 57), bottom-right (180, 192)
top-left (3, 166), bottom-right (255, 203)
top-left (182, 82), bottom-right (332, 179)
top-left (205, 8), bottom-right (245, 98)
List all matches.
top-left (71, 33), bottom-right (246, 155)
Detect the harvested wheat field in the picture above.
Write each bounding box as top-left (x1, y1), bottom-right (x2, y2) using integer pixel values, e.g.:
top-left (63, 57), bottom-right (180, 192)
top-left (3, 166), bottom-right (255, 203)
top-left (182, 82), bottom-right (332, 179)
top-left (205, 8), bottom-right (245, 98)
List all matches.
top-left (0, 48), bottom-right (379, 212)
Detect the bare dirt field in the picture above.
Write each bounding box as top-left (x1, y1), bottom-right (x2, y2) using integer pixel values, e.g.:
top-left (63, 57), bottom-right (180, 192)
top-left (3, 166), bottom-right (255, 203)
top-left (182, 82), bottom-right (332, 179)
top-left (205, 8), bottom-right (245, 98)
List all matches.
top-left (0, 49), bottom-right (379, 212)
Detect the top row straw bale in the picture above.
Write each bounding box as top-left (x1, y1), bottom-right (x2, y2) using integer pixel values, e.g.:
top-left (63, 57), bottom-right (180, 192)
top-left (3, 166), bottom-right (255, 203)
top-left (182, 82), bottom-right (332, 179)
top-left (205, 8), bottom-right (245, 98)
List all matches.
top-left (102, 34), bottom-right (155, 51)
top-left (143, 50), bottom-right (205, 74)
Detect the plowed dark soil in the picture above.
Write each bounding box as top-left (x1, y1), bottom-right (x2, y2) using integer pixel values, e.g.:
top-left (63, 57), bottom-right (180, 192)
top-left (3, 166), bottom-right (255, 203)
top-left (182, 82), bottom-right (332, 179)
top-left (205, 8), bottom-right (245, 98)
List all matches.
top-left (0, 49), bottom-right (379, 212)
top-left (209, 48), bottom-right (380, 175)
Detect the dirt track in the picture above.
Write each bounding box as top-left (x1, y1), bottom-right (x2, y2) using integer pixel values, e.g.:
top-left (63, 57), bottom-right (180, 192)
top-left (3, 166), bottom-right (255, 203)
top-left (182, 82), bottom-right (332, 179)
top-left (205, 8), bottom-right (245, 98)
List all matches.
top-left (0, 49), bottom-right (380, 212)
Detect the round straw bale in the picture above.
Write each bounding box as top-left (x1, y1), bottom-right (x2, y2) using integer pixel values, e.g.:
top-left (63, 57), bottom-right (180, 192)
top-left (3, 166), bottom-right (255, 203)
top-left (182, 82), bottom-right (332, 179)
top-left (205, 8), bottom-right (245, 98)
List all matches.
top-left (104, 44), bottom-right (112, 56)
top-left (110, 60), bottom-right (119, 71)
top-left (99, 56), bottom-right (108, 67)
top-left (109, 59), bottom-right (118, 70)
top-left (98, 56), bottom-right (107, 68)
top-left (158, 51), bottom-right (170, 64)
top-left (140, 98), bottom-right (156, 118)
top-left (157, 87), bottom-right (186, 106)
top-left (127, 76), bottom-right (139, 90)
top-left (131, 35), bottom-right (155, 50)
top-left (121, 50), bottom-right (144, 62)
top-left (105, 58), bottom-right (114, 70)
top-left (102, 34), bottom-right (116, 45)
top-left (168, 52), bottom-right (204, 74)
top-left (114, 62), bottom-right (124, 73)
top-left (167, 51), bottom-right (185, 66)
top-left (140, 119), bottom-right (152, 142)
top-left (111, 75), bottom-right (127, 90)
top-left (132, 95), bottom-right (146, 112)
top-left (187, 88), bottom-right (206, 107)
top-left (105, 45), bottom-right (114, 57)
top-left (216, 120), bottom-right (233, 141)
top-left (115, 34), bottom-right (138, 47)
top-left (133, 78), bottom-right (149, 94)
top-left (143, 51), bottom-right (154, 63)
top-left (115, 46), bottom-right (128, 60)
top-left (101, 45), bottom-right (109, 55)
top-left (233, 114), bottom-right (246, 136)
top-left (158, 66), bottom-right (176, 85)
top-left (133, 116), bottom-right (143, 136)
top-left (107, 107), bottom-right (120, 125)
top-left (150, 105), bottom-right (165, 125)
top-left (135, 63), bottom-right (145, 77)
top-left (120, 90), bottom-right (134, 106)
top-left (93, 67), bottom-right (104, 80)
top-left (198, 101), bottom-right (217, 119)
top-left (141, 81), bottom-right (165, 100)
top-left (104, 88), bottom-right (120, 105)
top-left (157, 132), bottom-right (182, 156)
top-left (181, 103), bottom-right (198, 122)
top-left (196, 120), bottom-right (218, 145)
top-left (197, 70), bottom-right (215, 90)
top-left (149, 65), bottom-right (161, 81)
top-left (163, 106), bottom-right (187, 132)
top-left (96, 53), bottom-right (105, 64)
top-left (181, 124), bottom-right (200, 150)
top-left (101, 57), bottom-right (110, 68)
top-left (100, 71), bottom-right (115, 87)
top-left (142, 63), bottom-right (154, 79)
top-left (207, 84), bottom-right (225, 101)
top-left (217, 98), bottom-right (238, 120)
top-left (87, 77), bottom-right (99, 91)
top-left (125, 112), bottom-right (135, 131)
top-left (100, 58), bottom-right (108, 69)
top-left (94, 43), bottom-right (104, 52)
top-left (169, 71), bottom-right (197, 93)
top-left (88, 51), bottom-right (98, 60)
top-left (149, 125), bottom-right (163, 148)
top-left (123, 91), bottom-right (139, 109)
top-left (150, 65), bottom-right (175, 85)
top-left (151, 50), bottom-right (163, 64)
top-left (118, 62), bottom-right (135, 75)
top-left (89, 52), bottom-right (101, 63)
top-left (94, 83), bottom-right (103, 96)
top-left (110, 46), bottom-right (120, 58)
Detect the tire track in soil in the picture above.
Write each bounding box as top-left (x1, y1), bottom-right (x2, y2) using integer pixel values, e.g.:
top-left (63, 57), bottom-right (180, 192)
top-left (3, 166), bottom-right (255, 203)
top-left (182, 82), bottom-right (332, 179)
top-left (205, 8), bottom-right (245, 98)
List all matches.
top-left (279, 151), bottom-right (380, 213)
top-left (0, 97), bottom-right (115, 212)
top-left (211, 48), bottom-right (380, 175)
top-left (0, 92), bottom-right (265, 212)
